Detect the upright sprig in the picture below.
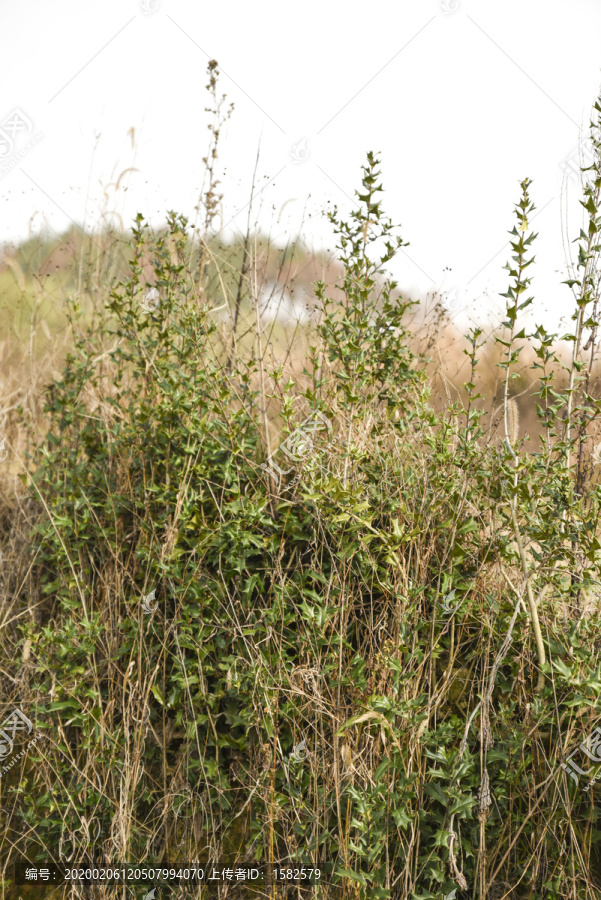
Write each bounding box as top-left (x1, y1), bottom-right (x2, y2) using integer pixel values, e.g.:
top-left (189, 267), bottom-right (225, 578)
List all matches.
top-left (196, 59), bottom-right (235, 288)
top-left (314, 152), bottom-right (416, 404)
top-left (563, 99), bottom-right (601, 485)
top-left (498, 177), bottom-right (537, 447)
top-left (313, 152), bottom-right (420, 485)
top-left (497, 178), bottom-right (546, 692)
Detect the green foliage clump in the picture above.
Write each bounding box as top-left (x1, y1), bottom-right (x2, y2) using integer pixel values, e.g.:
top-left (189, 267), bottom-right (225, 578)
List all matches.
top-left (4, 94), bottom-right (601, 900)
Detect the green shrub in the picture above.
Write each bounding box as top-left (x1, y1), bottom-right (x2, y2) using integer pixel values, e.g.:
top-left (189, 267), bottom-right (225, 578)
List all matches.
top-left (4, 78), bottom-right (601, 900)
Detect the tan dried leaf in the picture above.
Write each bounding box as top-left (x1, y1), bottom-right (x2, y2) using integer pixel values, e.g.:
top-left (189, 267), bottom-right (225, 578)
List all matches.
top-left (340, 743), bottom-right (352, 771)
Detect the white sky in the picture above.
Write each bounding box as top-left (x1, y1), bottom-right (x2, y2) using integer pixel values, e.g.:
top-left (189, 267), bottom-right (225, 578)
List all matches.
top-left (1, 0), bottom-right (601, 335)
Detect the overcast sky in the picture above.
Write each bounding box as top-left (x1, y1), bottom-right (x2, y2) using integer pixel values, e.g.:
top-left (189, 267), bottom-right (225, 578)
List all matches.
top-left (2, 0), bottom-right (601, 335)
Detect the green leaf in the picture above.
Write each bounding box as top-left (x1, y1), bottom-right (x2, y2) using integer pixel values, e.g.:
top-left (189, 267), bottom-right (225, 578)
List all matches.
top-left (150, 685), bottom-right (165, 706)
top-left (335, 867), bottom-right (367, 886)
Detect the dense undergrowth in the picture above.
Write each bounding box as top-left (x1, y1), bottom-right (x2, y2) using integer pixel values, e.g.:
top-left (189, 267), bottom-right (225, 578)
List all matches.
top-left (2, 64), bottom-right (601, 900)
